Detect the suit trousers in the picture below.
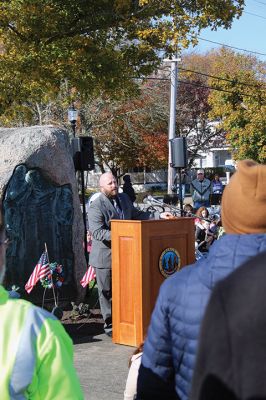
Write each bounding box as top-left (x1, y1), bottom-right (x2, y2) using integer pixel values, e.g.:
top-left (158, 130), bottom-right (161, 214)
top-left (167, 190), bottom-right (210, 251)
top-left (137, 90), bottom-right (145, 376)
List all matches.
top-left (95, 267), bottom-right (112, 330)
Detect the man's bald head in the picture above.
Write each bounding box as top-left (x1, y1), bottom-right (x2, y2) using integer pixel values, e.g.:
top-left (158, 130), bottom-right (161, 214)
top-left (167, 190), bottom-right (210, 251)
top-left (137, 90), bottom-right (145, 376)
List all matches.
top-left (99, 172), bottom-right (118, 198)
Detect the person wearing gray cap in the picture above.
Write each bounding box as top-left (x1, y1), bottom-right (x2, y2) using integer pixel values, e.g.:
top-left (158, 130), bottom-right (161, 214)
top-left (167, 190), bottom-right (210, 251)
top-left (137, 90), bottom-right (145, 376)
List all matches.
top-left (190, 169), bottom-right (211, 210)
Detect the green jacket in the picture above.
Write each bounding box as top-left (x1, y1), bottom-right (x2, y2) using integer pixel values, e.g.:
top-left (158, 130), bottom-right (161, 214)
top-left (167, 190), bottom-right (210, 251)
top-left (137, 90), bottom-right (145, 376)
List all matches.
top-left (0, 285), bottom-right (84, 399)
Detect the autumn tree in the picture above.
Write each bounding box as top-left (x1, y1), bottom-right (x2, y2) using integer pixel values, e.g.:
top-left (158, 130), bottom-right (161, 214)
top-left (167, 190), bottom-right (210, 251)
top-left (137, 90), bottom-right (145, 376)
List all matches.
top-left (78, 81), bottom-right (169, 176)
top-left (154, 60), bottom-right (224, 167)
top-left (175, 76), bottom-right (215, 166)
top-left (206, 48), bottom-right (266, 163)
top-left (77, 66), bottom-right (229, 173)
top-left (0, 63), bottom-right (225, 172)
top-left (82, 50), bottom-right (266, 171)
top-left (0, 0), bottom-right (244, 117)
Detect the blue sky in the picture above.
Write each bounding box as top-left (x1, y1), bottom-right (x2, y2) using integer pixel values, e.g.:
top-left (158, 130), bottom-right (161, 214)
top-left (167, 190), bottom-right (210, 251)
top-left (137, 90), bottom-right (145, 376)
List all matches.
top-left (184, 0), bottom-right (266, 61)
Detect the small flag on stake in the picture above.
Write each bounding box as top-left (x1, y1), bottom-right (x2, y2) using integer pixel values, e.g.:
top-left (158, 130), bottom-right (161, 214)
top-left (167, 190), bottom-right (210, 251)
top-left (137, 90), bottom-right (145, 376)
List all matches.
top-left (25, 251), bottom-right (50, 294)
top-left (80, 265), bottom-right (96, 287)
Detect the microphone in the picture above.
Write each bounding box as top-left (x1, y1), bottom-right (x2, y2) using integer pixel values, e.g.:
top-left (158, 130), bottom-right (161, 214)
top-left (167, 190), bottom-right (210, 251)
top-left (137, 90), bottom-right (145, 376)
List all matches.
top-left (146, 195), bottom-right (162, 204)
top-left (146, 195), bottom-right (182, 215)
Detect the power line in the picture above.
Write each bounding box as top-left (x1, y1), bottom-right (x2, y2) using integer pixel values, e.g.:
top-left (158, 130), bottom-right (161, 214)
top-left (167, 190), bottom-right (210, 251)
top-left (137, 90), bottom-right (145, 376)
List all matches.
top-left (244, 10), bottom-right (266, 19)
top-left (198, 37), bottom-right (266, 57)
top-left (178, 66), bottom-right (266, 89)
top-left (133, 76), bottom-right (266, 101)
top-left (160, 65), bottom-right (266, 89)
top-left (133, 76), bottom-right (170, 81)
top-left (176, 79), bottom-right (257, 99)
top-left (251, 0), bottom-right (266, 6)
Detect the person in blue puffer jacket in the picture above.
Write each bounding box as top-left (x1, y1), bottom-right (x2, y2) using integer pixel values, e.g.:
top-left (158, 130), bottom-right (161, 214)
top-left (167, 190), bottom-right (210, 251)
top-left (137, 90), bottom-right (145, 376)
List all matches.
top-left (136, 159), bottom-right (266, 400)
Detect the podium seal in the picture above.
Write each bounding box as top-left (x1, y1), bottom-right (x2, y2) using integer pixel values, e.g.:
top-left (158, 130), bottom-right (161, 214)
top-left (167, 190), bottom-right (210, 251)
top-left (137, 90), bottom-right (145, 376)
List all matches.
top-left (159, 248), bottom-right (181, 278)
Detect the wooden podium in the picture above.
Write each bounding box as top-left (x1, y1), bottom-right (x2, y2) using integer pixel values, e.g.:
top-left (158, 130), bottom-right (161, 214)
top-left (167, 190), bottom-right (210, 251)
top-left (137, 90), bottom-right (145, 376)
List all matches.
top-left (111, 218), bottom-right (195, 347)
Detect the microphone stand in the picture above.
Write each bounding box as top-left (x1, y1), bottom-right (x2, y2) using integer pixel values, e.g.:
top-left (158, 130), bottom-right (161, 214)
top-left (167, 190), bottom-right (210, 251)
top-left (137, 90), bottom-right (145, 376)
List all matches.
top-left (146, 195), bottom-right (219, 223)
top-left (146, 196), bottom-right (183, 216)
top-left (178, 168), bottom-right (184, 216)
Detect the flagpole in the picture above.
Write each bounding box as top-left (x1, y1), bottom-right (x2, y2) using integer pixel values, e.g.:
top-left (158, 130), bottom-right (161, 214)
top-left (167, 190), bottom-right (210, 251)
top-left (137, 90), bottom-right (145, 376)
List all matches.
top-left (44, 242), bottom-right (57, 307)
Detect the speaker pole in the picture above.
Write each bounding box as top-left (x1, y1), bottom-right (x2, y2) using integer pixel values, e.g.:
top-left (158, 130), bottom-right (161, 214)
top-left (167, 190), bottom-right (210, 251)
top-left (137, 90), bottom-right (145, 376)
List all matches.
top-left (80, 151), bottom-right (89, 265)
top-left (164, 54), bottom-right (181, 194)
top-left (178, 168), bottom-right (184, 216)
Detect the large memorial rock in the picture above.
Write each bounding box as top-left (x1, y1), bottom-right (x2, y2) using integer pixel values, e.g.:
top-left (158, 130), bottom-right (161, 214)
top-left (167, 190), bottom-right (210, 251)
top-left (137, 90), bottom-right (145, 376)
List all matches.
top-left (0, 125), bottom-right (86, 304)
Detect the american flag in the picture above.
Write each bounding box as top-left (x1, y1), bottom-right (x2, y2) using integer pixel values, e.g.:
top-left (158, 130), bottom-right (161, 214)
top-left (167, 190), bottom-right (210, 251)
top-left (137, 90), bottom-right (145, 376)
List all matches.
top-left (80, 265), bottom-right (96, 287)
top-left (25, 251), bottom-right (50, 294)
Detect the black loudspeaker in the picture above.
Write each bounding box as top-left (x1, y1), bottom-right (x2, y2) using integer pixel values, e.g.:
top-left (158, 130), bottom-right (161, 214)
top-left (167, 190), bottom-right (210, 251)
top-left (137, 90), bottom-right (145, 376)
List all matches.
top-left (170, 137), bottom-right (188, 168)
top-left (73, 136), bottom-right (95, 171)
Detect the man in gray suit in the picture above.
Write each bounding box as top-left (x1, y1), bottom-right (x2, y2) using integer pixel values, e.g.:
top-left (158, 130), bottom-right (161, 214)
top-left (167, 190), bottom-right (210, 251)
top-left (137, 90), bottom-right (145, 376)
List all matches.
top-left (88, 172), bottom-right (171, 336)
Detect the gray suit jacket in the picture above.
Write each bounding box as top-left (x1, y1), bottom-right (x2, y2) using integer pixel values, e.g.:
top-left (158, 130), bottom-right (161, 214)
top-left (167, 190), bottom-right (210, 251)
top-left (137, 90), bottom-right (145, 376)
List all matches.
top-left (88, 193), bottom-right (152, 269)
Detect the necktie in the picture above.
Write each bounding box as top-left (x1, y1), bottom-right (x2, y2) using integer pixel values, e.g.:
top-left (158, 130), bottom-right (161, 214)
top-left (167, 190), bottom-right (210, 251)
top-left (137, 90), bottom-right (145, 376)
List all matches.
top-left (112, 198), bottom-right (123, 219)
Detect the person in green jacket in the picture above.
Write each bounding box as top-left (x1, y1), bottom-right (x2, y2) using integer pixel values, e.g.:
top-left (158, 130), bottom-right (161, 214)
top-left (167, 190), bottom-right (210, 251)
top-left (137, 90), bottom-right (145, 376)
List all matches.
top-left (0, 205), bottom-right (84, 400)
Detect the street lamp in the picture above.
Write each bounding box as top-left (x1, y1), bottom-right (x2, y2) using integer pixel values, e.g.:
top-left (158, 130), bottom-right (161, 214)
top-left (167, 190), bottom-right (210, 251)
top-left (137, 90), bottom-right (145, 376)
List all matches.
top-left (68, 105), bottom-right (78, 136)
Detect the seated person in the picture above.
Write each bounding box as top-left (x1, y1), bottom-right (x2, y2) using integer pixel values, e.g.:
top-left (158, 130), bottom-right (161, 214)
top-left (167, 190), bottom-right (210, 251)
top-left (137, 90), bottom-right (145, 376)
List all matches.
top-left (195, 220), bottom-right (210, 253)
top-left (183, 203), bottom-right (193, 217)
top-left (124, 343), bottom-right (144, 400)
top-left (206, 214), bottom-right (220, 243)
top-left (194, 207), bottom-right (210, 252)
top-left (195, 206), bottom-right (209, 224)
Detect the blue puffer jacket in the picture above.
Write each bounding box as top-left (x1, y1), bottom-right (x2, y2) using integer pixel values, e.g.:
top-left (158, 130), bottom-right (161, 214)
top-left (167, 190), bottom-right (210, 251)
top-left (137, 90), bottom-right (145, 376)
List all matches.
top-left (141, 234), bottom-right (266, 400)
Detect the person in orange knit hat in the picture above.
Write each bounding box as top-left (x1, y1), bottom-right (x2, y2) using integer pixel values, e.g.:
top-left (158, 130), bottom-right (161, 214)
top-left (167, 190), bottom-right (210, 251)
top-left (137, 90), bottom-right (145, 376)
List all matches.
top-left (221, 159), bottom-right (266, 234)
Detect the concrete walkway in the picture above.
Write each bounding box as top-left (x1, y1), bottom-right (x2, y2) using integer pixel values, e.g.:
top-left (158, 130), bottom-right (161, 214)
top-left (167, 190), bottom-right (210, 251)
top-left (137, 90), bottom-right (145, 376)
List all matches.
top-left (74, 334), bottom-right (133, 400)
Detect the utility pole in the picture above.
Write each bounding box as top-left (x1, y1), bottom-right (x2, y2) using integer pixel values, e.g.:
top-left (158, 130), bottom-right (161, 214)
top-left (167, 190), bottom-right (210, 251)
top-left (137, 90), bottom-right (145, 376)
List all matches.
top-left (164, 56), bottom-right (181, 194)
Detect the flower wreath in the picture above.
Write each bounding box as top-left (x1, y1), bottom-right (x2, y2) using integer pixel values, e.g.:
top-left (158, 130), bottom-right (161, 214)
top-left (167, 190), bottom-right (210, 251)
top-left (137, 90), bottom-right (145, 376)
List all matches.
top-left (41, 262), bottom-right (64, 289)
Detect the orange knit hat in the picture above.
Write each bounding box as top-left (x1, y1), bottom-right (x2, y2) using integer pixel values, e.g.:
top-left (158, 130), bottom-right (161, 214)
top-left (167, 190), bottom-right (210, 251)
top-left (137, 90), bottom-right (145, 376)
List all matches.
top-left (221, 160), bottom-right (266, 234)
